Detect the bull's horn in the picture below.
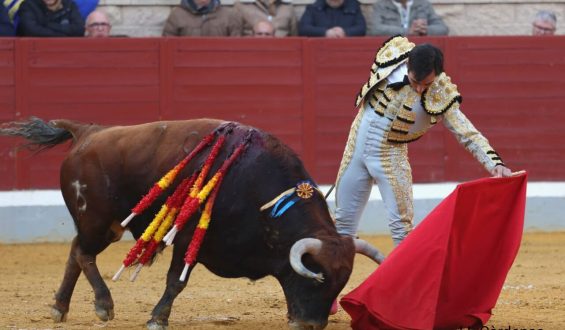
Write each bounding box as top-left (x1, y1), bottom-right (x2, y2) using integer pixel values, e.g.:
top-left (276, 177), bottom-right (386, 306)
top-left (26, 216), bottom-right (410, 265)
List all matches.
top-left (354, 239), bottom-right (386, 264)
top-left (289, 238), bottom-right (325, 283)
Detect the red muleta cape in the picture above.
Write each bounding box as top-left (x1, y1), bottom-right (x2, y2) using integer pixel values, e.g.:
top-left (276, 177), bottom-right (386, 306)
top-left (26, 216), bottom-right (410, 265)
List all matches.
top-left (341, 173), bottom-right (527, 330)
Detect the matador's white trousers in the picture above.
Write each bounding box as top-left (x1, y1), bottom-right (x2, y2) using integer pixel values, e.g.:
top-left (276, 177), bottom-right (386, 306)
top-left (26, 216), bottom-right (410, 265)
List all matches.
top-left (335, 107), bottom-right (414, 246)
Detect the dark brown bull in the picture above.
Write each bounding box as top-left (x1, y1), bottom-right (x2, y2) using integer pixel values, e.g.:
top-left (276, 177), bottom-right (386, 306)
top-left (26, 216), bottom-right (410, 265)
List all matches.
top-left (0, 118), bottom-right (384, 330)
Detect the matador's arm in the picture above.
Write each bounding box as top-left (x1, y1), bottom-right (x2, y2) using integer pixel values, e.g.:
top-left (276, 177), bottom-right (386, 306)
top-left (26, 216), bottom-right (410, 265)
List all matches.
top-left (442, 107), bottom-right (505, 173)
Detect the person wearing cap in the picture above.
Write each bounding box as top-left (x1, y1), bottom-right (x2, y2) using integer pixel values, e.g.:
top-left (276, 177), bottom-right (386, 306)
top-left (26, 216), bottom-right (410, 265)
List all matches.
top-left (17, 0), bottom-right (84, 36)
top-left (532, 10), bottom-right (557, 36)
top-left (235, 0), bottom-right (296, 37)
top-left (85, 9), bottom-right (111, 37)
top-left (334, 36), bottom-right (512, 247)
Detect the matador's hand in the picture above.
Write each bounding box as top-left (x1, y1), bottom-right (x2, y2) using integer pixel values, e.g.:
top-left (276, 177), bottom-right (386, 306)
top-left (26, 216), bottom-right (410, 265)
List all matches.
top-left (492, 165), bottom-right (512, 178)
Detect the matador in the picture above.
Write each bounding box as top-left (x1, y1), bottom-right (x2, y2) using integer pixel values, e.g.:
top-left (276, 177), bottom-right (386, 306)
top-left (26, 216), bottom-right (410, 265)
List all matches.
top-left (334, 36), bottom-right (512, 246)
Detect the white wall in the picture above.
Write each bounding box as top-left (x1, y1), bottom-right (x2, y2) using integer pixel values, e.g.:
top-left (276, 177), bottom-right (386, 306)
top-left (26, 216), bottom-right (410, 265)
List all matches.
top-left (1, 182), bottom-right (564, 243)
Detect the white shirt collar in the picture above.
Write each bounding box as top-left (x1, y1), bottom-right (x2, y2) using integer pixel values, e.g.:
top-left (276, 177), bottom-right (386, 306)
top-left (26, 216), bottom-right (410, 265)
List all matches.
top-left (387, 63), bottom-right (408, 84)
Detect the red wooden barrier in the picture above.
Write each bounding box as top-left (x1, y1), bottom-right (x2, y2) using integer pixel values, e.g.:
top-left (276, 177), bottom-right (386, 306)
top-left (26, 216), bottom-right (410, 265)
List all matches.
top-left (1, 36), bottom-right (564, 189)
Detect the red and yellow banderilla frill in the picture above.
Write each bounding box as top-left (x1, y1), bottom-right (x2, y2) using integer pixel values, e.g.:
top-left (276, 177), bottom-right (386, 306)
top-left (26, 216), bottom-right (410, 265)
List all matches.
top-left (113, 125), bottom-right (254, 283)
top-left (162, 132), bottom-right (228, 245)
top-left (119, 129), bottom-right (217, 228)
top-left (179, 138), bottom-right (251, 281)
top-left (112, 175), bottom-right (194, 281)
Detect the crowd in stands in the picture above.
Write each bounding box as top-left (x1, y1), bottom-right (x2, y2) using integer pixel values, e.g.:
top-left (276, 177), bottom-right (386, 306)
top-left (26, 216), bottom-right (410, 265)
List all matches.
top-left (0, 0), bottom-right (559, 37)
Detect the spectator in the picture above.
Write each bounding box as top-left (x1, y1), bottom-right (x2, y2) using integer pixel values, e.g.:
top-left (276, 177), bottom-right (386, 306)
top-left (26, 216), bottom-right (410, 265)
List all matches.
top-left (298, 0), bottom-right (365, 37)
top-left (3, 0), bottom-right (24, 28)
top-left (162, 0), bottom-right (243, 36)
top-left (1, 1), bottom-right (15, 35)
top-left (235, 0), bottom-right (296, 37)
top-left (75, 0), bottom-right (98, 20)
top-left (252, 19), bottom-right (274, 37)
top-left (17, 0), bottom-right (84, 37)
top-left (532, 10), bottom-right (556, 35)
top-left (371, 0), bottom-right (448, 36)
top-left (85, 9), bottom-right (110, 37)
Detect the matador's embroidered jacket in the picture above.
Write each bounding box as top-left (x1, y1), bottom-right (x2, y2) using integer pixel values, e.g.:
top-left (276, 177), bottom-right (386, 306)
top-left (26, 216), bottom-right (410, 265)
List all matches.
top-left (336, 36), bottom-right (504, 184)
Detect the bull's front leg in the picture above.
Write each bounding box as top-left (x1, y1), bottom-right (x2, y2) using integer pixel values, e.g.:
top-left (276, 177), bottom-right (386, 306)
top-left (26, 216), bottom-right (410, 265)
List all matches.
top-left (147, 242), bottom-right (192, 330)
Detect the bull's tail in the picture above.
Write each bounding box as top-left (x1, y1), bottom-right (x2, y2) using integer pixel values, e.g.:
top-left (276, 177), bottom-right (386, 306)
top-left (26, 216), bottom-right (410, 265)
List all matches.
top-left (0, 117), bottom-right (79, 152)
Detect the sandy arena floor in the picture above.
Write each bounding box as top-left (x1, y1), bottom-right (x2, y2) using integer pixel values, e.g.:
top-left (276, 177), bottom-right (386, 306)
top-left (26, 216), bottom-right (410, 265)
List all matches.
top-left (1, 232), bottom-right (564, 330)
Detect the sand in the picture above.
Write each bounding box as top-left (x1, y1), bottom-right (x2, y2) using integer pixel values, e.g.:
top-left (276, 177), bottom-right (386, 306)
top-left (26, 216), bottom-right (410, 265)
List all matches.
top-left (1, 232), bottom-right (564, 330)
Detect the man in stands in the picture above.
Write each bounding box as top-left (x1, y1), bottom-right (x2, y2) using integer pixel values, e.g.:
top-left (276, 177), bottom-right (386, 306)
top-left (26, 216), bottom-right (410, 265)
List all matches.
top-left (235, 0), bottom-right (296, 37)
top-left (0, 1), bottom-right (14, 35)
top-left (532, 10), bottom-right (557, 36)
top-left (252, 19), bottom-right (275, 37)
top-left (17, 0), bottom-right (84, 36)
top-left (298, 0), bottom-right (366, 37)
top-left (371, 0), bottom-right (448, 36)
top-left (85, 9), bottom-right (111, 37)
top-left (162, 0), bottom-right (243, 36)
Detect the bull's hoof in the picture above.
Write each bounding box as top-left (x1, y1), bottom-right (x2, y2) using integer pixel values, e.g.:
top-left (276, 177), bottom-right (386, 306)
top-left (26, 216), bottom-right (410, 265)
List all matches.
top-left (50, 306), bottom-right (68, 323)
top-left (94, 305), bottom-right (115, 321)
top-left (147, 319), bottom-right (168, 330)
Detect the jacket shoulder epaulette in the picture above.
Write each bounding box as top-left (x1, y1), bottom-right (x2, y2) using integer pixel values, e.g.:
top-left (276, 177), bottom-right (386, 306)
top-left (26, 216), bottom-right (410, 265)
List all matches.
top-left (375, 35), bottom-right (414, 68)
top-left (422, 72), bottom-right (462, 115)
top-left (355, 36), bottom-right (415, 108)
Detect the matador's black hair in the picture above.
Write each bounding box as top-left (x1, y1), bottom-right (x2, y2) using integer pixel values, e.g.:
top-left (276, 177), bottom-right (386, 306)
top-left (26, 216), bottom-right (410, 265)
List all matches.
top-left (407, 44), bottom-right (444, 81)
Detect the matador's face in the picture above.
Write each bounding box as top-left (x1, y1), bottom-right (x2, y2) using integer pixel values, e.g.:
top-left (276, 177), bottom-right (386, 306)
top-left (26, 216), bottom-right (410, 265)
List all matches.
top-left (407, 71), bottom-right (436, 95)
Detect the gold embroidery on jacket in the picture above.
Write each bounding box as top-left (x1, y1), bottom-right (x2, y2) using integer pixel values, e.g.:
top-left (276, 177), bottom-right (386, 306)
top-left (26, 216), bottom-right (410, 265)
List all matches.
top-left (443, 107), bottom-right (503, 172)
top-left (376, 36), bottom-right (415, 66)
top-left (385, 86), bottom-right (422, 143)
top-left (368, 81), bottom-right (388, 116)
top-left (422, 73), bottom-right (461, 115)
top-left (355, 37), bottom-right (415, 108)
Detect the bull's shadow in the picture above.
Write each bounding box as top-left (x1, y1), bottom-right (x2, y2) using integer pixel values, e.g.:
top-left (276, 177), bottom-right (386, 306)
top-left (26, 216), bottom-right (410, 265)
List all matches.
top-left (0, 117), bottom-right (384, 330)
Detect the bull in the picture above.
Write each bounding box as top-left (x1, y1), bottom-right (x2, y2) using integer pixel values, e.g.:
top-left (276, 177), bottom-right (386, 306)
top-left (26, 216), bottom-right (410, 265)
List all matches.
top-left (0, 117), bottom-right (384, 329)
